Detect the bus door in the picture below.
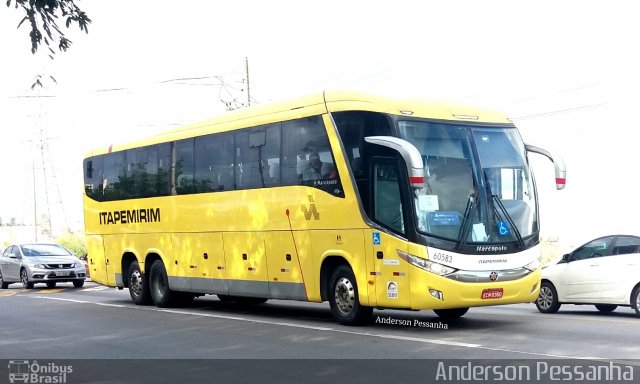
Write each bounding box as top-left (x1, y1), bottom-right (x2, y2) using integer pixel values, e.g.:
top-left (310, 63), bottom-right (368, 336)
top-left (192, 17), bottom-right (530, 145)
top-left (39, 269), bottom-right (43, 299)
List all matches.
top-left (223, 232), bottom-right (269, 297)
top-left (369, 158), bottom-right (411, 309)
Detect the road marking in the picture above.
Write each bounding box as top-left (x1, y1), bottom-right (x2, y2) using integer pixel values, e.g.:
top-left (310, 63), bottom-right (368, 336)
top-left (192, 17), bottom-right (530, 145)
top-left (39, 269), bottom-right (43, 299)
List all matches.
top-left (29, 295), bottom-right (625, 360)
top-left (81, 286), bottom-right (111, 292)
top-left (39, 288), bottom-right (66, 294)
top-left (0, 291), bottom-right (17, 297)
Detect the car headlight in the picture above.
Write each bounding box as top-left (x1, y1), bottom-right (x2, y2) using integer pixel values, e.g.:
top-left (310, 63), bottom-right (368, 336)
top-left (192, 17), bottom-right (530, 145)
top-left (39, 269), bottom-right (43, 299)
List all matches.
top-left (524, 257), bottom-right (541, 272)
top-left (32, 264), bottom-right (45, 268)
top-left (397, 250), bottom-right (457, 276)
top-left (74, 262), bottom-right (84, 268)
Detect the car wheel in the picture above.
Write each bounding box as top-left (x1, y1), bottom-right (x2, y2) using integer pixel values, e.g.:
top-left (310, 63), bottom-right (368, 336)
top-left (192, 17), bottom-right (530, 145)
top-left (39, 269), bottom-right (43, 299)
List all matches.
top-left (46, 282), bottom-right (56, 289)
top-left (594, 304), bottom-right (617, 313)
top-left (73, 280), bottom-right (85, 288)
top-left (21, 269), bottom-right (34, 289)
top-left (631, 286), bottom-right (640, 318)
top-left (0, 269), bottom-right (9, 289)
top-left (433, 308), bottom-right (469, 319)
top-left (328, 265), bottom-right (372, 325)
top-left (536, 281), bottom-right (561, 313)
top-left (149, 260), bottom-right (180, 308)
top-left (128, 260), bottom-right (151, 305)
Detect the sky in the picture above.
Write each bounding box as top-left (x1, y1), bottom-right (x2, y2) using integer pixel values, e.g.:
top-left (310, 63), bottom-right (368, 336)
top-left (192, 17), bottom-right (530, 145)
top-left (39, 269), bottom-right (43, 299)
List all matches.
top-left (1, 0), bottom-right (639, 249)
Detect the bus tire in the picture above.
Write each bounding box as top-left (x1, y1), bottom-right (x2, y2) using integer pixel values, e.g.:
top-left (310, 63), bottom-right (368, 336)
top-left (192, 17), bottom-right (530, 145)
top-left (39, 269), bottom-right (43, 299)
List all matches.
top-left (631, 286), bottom-right (640, 318)
top-left (433, 308), bottom-right (469, 319)
top-left (149, 260), bottom-right (180, 308)
top-left (328, 265), bottom-right (372, 325)
top-left (128, 260), bottom-right (151, 305)
top-left (536, 281), bottom-right (561, 313)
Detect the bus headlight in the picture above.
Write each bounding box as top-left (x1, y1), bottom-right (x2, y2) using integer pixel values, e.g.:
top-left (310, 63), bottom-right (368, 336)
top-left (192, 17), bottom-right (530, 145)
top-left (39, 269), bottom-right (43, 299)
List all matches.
top-left (397, 250), bottom-right (457, 276)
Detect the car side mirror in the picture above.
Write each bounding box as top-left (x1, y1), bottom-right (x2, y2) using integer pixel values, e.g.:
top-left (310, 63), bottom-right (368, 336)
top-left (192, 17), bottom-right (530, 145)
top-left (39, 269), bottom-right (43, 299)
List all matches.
top-left (560, 254), bottom-right (570, 263)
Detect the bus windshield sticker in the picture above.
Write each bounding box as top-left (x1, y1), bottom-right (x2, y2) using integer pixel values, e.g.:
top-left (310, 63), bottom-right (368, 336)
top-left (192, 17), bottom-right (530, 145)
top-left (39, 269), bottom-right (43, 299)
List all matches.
top-left (418, 195), bottom-right (439, 211)
top-left (497, 221), bottom-right (511, 237)
top-left (427, 211), bottom-right (461, 226)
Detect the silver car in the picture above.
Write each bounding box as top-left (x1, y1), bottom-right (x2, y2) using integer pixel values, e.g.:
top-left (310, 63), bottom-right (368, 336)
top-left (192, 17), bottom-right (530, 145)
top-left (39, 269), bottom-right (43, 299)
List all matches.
top-left (0, 243), bottom-right (86, 289)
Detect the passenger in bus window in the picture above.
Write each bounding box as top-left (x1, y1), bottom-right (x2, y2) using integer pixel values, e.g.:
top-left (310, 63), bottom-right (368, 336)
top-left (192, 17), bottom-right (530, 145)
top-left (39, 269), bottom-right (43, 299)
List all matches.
top-left (302, 152), bottom-right (324, 180)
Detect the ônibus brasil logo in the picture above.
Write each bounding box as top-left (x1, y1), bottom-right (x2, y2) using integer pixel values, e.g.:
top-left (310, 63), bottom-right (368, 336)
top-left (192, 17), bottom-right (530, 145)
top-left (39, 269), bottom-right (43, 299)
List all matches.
top-left (8, 360), bottom-right (73, 384)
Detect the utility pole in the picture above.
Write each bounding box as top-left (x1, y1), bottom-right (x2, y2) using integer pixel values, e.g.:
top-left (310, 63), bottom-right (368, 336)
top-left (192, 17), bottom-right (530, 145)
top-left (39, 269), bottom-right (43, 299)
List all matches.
top-left (32, 151), bottom-right (38, 242)
top-left (245, 57), bottom-right (251, 107)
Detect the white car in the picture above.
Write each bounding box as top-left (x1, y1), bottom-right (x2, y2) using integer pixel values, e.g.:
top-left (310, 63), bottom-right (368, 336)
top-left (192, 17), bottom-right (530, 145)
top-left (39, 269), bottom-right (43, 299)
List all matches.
top-left (536, 235), bottom-right (640, 317)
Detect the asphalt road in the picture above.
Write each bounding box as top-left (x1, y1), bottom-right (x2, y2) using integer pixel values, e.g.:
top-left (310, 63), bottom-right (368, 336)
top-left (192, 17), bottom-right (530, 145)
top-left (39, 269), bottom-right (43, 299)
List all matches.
top-left (1, 281), bottom-right (639, 383)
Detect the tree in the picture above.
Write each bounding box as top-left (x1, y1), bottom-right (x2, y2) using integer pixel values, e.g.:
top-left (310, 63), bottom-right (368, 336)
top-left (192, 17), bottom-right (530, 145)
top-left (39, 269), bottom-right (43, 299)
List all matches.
top-left (56, 231), bottom-right (87, 257)
top-left (6, 0), bottom-right (91, 58)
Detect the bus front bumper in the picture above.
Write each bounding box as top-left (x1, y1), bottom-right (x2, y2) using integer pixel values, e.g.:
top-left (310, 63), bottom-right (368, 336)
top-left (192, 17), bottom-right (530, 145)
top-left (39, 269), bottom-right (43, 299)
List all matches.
top-left (409, 268), bottom-right (541, 310)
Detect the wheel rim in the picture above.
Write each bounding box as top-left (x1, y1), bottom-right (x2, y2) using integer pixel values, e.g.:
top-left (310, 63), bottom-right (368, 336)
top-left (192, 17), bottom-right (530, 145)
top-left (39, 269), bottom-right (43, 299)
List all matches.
top-left (21, 270), bottom-right (29, 287)
top-left (636, 291), bottom-right (640, 310)
top-left (130, 270), bottom-right (144, 297)
top-left (537, 286), bottom-right (554, 310)
top-left (334, 276), bottom-right (355, 315)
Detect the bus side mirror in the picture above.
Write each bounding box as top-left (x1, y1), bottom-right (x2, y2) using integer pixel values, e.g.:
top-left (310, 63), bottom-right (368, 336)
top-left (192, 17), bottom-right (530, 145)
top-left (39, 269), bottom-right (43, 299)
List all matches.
top-left (364, 136), bottom-right (424, 189)
top-left (525, 144), bottom-right (566, 190)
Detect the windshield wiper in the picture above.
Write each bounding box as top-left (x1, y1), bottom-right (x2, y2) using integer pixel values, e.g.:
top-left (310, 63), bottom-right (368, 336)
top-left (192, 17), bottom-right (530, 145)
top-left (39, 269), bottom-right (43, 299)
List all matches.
top-left (455, 191), bottom-right (478, 250)
top-left (483, 171), bottom-right (525, 248)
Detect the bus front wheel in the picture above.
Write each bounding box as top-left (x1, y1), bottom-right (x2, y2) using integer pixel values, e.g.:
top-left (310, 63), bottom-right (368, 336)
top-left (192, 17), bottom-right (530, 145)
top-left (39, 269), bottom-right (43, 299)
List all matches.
top-left (433, 307), bottom-right (469, 319)
top-left (328, 265), bottom-right (372, 325)
top-left (128, 260), bottom-right (151, 305)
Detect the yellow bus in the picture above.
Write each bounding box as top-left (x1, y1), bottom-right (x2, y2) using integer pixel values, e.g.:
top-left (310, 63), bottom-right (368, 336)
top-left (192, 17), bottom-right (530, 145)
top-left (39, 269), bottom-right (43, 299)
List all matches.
top-left (82, 91), bottom-right (565, 325)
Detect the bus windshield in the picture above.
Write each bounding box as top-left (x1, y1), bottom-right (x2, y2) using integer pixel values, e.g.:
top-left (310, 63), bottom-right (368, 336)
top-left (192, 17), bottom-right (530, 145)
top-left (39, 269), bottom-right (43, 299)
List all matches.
top-left (398, 120), bottom-right (537, 245)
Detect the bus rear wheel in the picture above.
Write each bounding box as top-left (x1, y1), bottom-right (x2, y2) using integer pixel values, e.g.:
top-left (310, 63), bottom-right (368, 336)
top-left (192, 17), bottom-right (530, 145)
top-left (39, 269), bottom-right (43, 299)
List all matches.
top-left (128, 260), bottom-right (151, 305)
top-left (149, 260), bottom-right (193, 308)
top-left (328, 265), bottom-right (372, 325)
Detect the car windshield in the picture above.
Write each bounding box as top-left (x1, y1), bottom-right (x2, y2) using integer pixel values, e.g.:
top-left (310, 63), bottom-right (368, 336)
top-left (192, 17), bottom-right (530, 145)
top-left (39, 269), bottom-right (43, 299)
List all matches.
top-left (399, 120), bottom-right (538, 245)
top-left (20, 244), bottom-right (71, 257)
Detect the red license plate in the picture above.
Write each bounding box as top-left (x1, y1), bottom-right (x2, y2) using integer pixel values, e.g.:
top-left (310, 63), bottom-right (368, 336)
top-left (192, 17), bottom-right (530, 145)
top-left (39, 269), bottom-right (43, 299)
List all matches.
top-left (481, 288), bottom-right (503, 299)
